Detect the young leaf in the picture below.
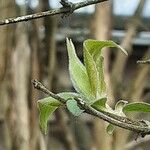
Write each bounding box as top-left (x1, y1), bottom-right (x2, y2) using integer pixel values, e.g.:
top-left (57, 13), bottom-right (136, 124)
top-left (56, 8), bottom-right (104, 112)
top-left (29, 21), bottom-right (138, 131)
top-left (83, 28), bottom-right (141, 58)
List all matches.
top-left (95, 56), bottom-right (106, 96)
top-left (83, 40), bottom-right (128, 58)
top-left (37, 92), bottom-right (79, 134)
top-left (66, 99), bottom-right (84, 116)
top-left (83, 40), bottom-right (127, 98)
top-left (83, 41), bottom-right (106, 98)
top-left (66, 38), bottom-right (94, 102)
top-left (123, 102), bottom-right (150, 114)
top-left (106, 124), bottom-right (115, 135)
top-left (92, 97), bottom-right (113, 113)
top-left (83, 44), bottom-right (99, 97)
top-left (114, 100), bottom-right (128, 117)
top-left (92, 98), bottom-right (107, 111)
top-left (58, 92), bottom-right (79, 100)
top-left (37, 97), bottom-right (61, 134)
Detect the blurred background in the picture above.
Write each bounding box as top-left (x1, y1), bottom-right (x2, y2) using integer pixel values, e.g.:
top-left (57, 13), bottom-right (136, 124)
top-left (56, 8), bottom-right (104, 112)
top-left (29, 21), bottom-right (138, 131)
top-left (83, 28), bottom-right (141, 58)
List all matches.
top-left (0, 0), bottom-right (150, 150)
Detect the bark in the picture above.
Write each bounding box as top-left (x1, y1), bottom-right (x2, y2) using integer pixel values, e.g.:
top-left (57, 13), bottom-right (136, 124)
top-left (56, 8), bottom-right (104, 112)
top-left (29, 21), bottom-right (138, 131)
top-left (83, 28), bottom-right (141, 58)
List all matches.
top-left (55, 109), bottom-right (78, 150)
top-left (40, 0), bottom-right (57, 90)
top-left (92, 1), bottom-right (113, 150)
top-left (11, 23), bottom-right (30, 150)
top-left (29, 20), bottom-right (40, 150)
top-left (47, 16), bottom-right (57, 90)
top-left (0, 0), bottom-right (15, 150)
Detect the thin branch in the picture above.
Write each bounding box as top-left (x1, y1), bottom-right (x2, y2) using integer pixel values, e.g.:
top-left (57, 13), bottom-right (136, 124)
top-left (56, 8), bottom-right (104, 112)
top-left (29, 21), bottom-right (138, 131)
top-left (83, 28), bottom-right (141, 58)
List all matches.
top-left (0, 0), bottom-right (107, 26)
top-left (137, 59), bottom-right (150, 64)
top-left (32, 79), bottom-right (150, 137)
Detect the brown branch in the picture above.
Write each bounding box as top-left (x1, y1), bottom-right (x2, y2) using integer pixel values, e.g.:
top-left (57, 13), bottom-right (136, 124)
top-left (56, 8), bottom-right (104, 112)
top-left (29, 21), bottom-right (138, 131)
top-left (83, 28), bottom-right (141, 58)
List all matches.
top-left (0, 0), bottom-right (107, 26)
top-left (32, 79), bottom-right (150, 137)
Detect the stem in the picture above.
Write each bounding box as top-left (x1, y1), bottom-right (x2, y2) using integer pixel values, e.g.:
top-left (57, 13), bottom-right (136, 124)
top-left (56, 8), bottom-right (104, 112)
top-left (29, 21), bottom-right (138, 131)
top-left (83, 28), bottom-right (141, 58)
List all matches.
top-left (0, 0), bottom-right (107, 26)
top-left (32, 79), bottom-right (150, 137)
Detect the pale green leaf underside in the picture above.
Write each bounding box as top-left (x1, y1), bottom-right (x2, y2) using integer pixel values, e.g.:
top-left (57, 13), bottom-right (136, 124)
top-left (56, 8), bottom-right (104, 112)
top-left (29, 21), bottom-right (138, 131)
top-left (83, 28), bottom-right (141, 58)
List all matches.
top-left (66, 99), bottom-right (84, 116)
top-left (37, 97), bottom-right (60, 134)
top-left (37, 92), bottom-right (79, 134)
top-left (106, 124), bottom-right (115, 135)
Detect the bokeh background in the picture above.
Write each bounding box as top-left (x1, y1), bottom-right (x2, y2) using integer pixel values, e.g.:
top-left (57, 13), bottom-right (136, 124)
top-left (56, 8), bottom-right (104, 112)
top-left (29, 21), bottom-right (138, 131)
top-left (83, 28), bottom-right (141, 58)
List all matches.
top-left (0, 0), bottom-right (150, 150)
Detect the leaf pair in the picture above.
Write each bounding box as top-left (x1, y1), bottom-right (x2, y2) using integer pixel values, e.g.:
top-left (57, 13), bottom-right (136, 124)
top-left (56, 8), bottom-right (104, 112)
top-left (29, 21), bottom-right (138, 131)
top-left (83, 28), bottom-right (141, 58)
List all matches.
top-left (37, 92), bottom-right (79, 133)
top-left (67, 38), bottom-right (128, 104)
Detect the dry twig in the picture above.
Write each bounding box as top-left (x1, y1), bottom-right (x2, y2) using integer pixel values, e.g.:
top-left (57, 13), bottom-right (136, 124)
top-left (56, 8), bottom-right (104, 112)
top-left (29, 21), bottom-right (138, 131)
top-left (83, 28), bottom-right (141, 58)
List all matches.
top-left (0, 0), bottom-right (107, 26)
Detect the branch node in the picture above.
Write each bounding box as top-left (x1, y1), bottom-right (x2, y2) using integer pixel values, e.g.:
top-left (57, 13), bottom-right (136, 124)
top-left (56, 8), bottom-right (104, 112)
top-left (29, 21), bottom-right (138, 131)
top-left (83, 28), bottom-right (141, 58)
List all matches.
top-left (60, 0), bottom-right (75, 16)
top-left (31, 79), bottom-right (45, 91)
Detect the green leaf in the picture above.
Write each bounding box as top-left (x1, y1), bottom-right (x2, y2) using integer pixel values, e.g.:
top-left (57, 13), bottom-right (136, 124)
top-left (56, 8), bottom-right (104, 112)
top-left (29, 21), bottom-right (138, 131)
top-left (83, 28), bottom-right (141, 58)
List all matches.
top-left (95, 56), bottom-right (106, 96)
top-left (106, 124), bottom-right (115, 135)
top-left (66, 99), bottom-right (84, 116)
top-left (58, 92), bottom-right (79, 100)
top-left (83, 41), bottom-right (106, 99)
top-left (83, 40), bottom-right (128, 58)
top-left (83, 44), bottom-right (98, 97)
top-left (37, 92), bottom-right (79, 134)
top-left (92, 97), bottom-right (113, 113)
top-left (114, 100), bottom-right (128, 117)
top-left (66, 38), bottom-right (94, 102)
top-left (92, 98), bottom-right (107, 111)
top-left (37, 97), bottom-right (61, 134)
top-left (83, 40), bottom-right (127, 99)
top-left (123, 102), bottom-right (150, 114)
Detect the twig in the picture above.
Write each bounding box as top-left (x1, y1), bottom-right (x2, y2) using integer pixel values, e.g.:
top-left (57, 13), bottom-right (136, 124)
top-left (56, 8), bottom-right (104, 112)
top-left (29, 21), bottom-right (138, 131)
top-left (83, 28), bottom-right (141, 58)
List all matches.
top-left (0, 0), bottom-right (107, 26)
top-left (137, 59), bottom-right (150, 64)
top-left (32, 79), bottom-right (150, 137)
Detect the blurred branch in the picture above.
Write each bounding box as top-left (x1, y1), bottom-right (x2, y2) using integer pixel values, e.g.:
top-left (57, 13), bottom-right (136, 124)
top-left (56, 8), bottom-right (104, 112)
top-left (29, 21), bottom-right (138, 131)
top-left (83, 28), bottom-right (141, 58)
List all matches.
top-left (111, 0), bottom-right (145, 98)
top-left (137, 59), bottom-right (150, 64)
top-left (32, 79), bottom-right (150, 137)
top-left (124, 49), bottom-right (150, 101)
top-left (55, 109), bottom-right (78, 150)
top-left (124, 135), bottom-right (150, 150)
top-left (0, 0), bottom-right (107, 26)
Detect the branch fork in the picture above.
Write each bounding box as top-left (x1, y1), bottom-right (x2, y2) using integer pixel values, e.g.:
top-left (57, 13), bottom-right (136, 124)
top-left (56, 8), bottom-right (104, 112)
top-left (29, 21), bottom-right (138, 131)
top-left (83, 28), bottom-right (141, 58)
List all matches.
top-left (60, 0), bottom-right (75, 17)
top-left (0, 0), bottom-right (108, 26)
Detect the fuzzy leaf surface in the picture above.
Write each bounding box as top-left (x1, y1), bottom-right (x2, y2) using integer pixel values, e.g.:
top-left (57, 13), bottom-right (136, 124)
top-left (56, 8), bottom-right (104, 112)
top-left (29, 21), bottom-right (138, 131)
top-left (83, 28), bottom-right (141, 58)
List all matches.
top-left (66, 38), bottom-right (94, 102)
top-left (66, 99), bottom-right (84, 116)
top-left (37, 97), bottom-right (60, 134)
top-left (106, 124), bottom-right (115, 135)
top-left (83, 40), bottom-right (127, 99)
top-left (37, 92), bottom-right (79, 134)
